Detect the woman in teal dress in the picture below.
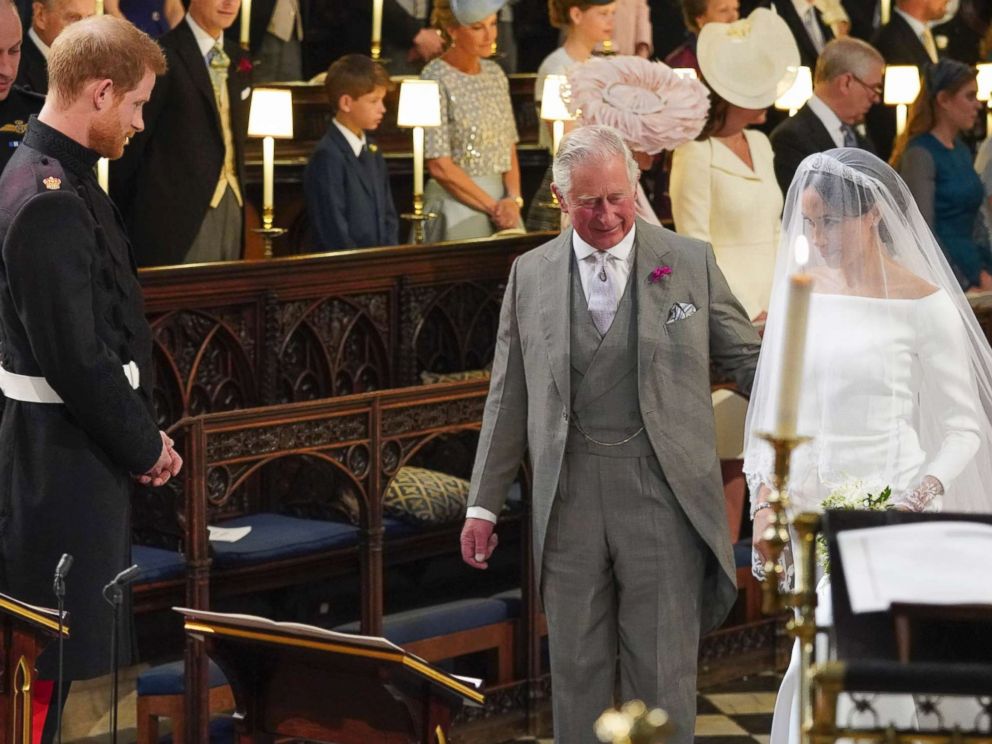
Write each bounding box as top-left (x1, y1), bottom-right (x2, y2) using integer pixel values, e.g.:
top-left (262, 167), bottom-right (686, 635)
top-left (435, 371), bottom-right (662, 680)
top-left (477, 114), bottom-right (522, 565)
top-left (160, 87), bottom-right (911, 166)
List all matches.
top-left (893, 60), bottom-right (992, 291)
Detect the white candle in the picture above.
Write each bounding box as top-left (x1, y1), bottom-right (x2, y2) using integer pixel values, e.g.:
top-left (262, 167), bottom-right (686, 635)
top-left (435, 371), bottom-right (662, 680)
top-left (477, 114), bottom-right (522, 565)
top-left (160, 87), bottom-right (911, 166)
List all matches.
top-left (412, 126), bottom-right (424, 198)
top-left (552, 119), bottom-right (564, 156)
top-left (371, 0), bottom-right (383, 46)
top-left (97, 158), bottom-right (109, 193)
top-left (774, 237), bottom-right (813, 439)
top-left (262, 135), bottom-right (274, 215)
top-left (95, 0), bottom-right (104, 14)
top-left (896, 103), bottom-right (908, 136)
top-left (240, 0), bottom-right (251, 48)
top-left (880, 0), bottom-right (890, 24)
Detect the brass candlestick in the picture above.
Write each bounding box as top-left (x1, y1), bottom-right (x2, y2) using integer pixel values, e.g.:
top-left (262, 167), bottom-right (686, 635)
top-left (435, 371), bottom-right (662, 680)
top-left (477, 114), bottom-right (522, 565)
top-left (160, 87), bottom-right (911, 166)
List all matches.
top-left (401, 192), bottom-right (436, 245)
top-left (252, 205), bottom-right (286, 259)
top-left (757, 432), bottom-right (819, 744)
top-left (595, 701), bottom-right (672, 744)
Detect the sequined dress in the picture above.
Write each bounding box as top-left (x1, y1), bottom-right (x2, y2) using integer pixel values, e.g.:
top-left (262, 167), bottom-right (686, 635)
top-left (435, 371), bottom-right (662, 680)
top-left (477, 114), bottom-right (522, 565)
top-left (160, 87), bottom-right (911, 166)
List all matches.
top-left (420, 57), bottom-right (520, 241)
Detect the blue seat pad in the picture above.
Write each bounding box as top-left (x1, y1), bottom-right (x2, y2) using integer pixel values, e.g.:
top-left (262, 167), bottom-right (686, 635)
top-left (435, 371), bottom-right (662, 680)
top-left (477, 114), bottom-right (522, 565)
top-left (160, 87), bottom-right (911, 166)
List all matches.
top-left (334, 597), bottom-right (511, 646)
top-left (734, 538), bottom-right (753, 569)
top-left (137, 659), bottom-right (228, 696)
top-left (133, 545), bottom-right (185, 583)
top-left (211, 513), bottom-right (360, 567)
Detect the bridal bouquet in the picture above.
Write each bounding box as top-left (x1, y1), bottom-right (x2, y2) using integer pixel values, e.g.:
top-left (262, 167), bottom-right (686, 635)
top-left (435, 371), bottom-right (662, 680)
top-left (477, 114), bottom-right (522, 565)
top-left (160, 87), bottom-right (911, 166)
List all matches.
top-left (816, 479), bottom-right (892, 573)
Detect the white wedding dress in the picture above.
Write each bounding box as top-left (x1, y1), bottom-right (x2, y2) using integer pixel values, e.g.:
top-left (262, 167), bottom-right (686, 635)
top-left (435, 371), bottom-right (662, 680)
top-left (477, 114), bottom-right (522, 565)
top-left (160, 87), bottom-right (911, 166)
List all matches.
top-left (768, 290), bottom-right (985, 744)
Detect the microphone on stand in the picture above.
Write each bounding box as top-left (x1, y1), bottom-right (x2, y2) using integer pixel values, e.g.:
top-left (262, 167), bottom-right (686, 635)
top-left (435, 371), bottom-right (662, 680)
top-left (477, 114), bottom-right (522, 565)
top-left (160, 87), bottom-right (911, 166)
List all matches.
top-left (52, 553), bottom-right (73, 744)
top-left (103, 564), bottom-right (141, 744)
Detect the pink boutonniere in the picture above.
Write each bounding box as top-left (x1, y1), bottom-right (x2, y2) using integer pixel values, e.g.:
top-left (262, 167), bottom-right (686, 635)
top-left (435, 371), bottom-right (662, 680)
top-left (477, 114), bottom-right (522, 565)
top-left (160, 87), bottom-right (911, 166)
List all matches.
top-left (237, 57), bottom-right (253, 74)
top-left (648, 265), bottom-right (672, 283)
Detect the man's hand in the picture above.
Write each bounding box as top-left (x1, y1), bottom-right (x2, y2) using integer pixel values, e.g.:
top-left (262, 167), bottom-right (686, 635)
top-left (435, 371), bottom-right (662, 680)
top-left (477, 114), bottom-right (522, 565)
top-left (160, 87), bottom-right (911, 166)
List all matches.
top-left (460, 517), bottom-right (498, 569)
top-left (136, 431), bottom-right (183, 487)
top-left (411, 28), bottom-right (444, 62)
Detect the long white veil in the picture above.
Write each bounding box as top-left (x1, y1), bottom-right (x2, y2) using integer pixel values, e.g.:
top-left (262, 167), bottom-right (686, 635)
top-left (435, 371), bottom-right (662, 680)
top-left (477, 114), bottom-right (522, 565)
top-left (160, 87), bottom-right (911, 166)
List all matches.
top-left (743, 148), bottom-right (992, 518)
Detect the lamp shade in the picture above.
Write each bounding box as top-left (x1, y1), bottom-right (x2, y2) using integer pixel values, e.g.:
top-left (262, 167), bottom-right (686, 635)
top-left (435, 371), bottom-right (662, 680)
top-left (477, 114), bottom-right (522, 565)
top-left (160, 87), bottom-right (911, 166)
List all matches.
top-left (672, 68), bottom-right (698, 80)
top-left (397, 79), bottom-right (442, 128)
top-left (774, 65), bottom-right (812, 111)
top-left (540, 74), bottom-right (573, 121)
top-left (977, 63), bottom-right (992, 102)
top-left (248, 88), bottom-right (294, 138)
top-left (883, 65), bottom-right (921, 106)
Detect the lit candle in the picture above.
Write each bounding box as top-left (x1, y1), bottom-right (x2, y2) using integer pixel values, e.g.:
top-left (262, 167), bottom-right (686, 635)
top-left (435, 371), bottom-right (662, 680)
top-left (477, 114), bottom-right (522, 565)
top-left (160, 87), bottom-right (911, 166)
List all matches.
top-left (880, 0), bottom-right (890, 24)
top-left (552, 119), bottom-right (564, 156)
top-left (371, 0), bottom-right (383, 48)
top-left (95, 0), bottom-right (104, 14)
top-left (240, 0), bottom-right (251, 49)
top-left (412, 126), bottom-right (425, 199)
top-left (896, 104), bottom-right (908, 137)
top-left (97, 158), bottom-right (109, 193)
top-left (262, 135), bottom-right (274, 216)
top-left (773, 236), bottom-right (813, 439)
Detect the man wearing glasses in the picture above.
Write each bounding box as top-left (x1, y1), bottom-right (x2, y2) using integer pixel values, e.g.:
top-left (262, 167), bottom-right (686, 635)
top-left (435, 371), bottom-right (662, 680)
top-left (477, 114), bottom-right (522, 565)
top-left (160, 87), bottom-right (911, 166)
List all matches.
top-left (770, 37), bottom-right (884, 193)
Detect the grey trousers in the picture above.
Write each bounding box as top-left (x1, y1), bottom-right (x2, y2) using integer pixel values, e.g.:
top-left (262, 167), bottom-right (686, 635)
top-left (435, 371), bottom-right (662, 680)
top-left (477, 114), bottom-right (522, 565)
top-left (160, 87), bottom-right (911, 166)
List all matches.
top-left (542, 454), bottom-right (706, 744)
top-left (255, 33), bottom-right (302, 83)
top-left (185, 187), bottom-right (242, 263)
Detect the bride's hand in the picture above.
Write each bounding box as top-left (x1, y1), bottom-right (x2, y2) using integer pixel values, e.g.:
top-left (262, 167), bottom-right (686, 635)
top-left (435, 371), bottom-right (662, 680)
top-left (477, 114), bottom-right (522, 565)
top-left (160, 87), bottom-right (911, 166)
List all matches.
top-left (890, 475), bottom-right (944, 512)
top-left (753, 505), bottom-right (777, 563)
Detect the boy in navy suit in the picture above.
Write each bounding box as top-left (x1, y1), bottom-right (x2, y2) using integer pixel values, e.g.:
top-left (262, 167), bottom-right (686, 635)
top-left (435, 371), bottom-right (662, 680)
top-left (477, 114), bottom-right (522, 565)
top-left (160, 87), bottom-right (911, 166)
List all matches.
top-left (304, 54), bottom-right (399, 251)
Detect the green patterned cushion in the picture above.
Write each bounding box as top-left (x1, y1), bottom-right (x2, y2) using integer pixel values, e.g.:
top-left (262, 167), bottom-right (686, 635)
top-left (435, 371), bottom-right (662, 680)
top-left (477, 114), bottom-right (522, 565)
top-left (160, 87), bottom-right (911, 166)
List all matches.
top-left (383, 467), bottom-right (471, 526)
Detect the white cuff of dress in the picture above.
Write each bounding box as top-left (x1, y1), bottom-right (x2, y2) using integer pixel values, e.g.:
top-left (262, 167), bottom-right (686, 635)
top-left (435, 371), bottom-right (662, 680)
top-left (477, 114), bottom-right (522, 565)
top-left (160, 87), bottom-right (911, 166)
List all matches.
top-left (466, 506), bottom-right (498, 523)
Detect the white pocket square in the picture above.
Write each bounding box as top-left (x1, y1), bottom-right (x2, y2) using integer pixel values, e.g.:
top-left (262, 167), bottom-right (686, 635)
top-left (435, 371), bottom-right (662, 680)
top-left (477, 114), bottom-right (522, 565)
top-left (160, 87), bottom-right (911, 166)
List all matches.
top-left (666, 302), bottom-right (697, 325)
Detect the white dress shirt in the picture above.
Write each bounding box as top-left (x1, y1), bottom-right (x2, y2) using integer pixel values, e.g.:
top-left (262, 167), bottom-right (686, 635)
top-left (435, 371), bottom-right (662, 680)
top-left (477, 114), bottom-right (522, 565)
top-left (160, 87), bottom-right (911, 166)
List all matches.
top-left (806, 94), bottom-right (845, 148)
top-left (466, 225), bottom-right (637, 524)
top-left (333, 119), bottom-right (367, 158)
top-left (28, 27), bottom-right (50, 60)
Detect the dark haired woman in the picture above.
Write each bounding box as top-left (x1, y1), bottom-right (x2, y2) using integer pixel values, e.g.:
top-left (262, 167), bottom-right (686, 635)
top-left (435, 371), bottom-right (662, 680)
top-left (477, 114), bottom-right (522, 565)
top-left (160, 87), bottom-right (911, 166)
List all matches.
top-left (893, 60), bottom-right (992, 292)
top-left (663, 0), bottom-right (738, 73)
top-left (669, 8), bottom-right (797, 320)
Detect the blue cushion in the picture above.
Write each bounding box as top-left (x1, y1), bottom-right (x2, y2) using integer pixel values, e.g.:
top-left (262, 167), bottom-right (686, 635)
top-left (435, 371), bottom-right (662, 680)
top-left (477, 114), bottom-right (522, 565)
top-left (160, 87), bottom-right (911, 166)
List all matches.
top-left (210, 513), bottom-right (361, 568)
top-left (489, 588), bottom-right (523, 617)
top-left (382, 516), bottom-right (419, 538)
top-left (734, 539), bottom-right (753, 569)
top-left (158, 715), bottom-right (234, 743)
top-left (133, 545), bottom-right (185, 583)
top-left (137, 660), bottom-right (228, 696)
top-left (333, 597), bottom-right (511, 645)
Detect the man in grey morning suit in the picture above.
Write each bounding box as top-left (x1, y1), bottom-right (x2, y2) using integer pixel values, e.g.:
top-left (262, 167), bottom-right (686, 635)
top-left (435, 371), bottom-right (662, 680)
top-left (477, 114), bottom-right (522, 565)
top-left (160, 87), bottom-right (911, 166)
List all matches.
top-left (460, 125), bottom-right (762, 743)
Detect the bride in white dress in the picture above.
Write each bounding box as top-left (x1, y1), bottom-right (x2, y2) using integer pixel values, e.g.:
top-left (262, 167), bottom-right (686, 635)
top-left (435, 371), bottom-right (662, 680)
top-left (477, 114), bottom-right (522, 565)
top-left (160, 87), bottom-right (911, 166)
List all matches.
top-left (742, 148), bottom-right (992, 744)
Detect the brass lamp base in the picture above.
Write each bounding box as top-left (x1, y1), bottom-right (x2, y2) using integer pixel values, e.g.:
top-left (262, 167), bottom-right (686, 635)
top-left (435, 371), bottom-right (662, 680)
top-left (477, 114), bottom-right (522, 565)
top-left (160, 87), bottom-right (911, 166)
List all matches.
top-left (252, 226), bottom-right (287, 259)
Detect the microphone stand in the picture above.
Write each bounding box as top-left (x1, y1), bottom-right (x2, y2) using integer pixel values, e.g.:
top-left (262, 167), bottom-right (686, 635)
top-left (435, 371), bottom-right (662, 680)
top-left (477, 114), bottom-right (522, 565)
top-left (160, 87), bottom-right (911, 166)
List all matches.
top-left (102, 565), bottom-right (140, 744)
top-left (52, 554), bottom-right (73, 744)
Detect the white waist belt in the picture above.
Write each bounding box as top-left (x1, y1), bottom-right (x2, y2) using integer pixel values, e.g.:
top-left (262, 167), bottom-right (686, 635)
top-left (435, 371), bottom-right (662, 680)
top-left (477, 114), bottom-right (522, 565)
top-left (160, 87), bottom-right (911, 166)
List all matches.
top-left (0, 362), bottom-right (140, 403)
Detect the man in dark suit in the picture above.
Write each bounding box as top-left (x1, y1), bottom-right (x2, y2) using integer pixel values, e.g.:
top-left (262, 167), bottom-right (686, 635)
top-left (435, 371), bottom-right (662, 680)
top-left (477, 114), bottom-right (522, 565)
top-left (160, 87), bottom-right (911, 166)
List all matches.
top-left (868, 0), bottom-right (947, 160)
top-left (236, 0), bottom-right (302, 82)
top-left (771, 37), bottom-right (883, 192)
top-left (304, 54), bottom-right (398, 250)
top-left (113, 0), bottom-right (250, 266)
top-left (767, 0), bottom-right (833, 69)
top-left (15, 0), bottom-right (95, 93)
top-left (0, 0), bottom-right (43, 172)
top-left (0, 17), bottom-right (181, 743)
top-left (301, 0), bottom-right (442, 80)
top-left (842, 0), bottom-right (880, 40)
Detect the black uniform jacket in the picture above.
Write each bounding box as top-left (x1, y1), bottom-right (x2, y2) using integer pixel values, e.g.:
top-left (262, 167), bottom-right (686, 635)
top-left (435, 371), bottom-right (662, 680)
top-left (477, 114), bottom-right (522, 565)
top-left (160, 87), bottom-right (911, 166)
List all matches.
top-left (0, 118), bottom-right (162, 680)
top-left (14, 33), bottom-right (47, 94)
top-left (0, 86), bottom-right (43, 174)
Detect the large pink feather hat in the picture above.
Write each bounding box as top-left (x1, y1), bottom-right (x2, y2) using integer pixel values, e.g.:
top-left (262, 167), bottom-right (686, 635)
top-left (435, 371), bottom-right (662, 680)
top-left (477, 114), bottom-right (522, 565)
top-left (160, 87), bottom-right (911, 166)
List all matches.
top-left (563, 55), bottom-right (710, 154)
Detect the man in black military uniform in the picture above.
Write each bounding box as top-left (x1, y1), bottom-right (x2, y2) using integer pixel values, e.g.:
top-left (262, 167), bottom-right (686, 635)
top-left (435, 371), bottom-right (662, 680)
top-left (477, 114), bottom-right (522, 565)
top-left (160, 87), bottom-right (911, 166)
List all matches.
top-left (0, 0), bottom-right (42, 172)
top-left (0, 15), bottom-right (180, 742)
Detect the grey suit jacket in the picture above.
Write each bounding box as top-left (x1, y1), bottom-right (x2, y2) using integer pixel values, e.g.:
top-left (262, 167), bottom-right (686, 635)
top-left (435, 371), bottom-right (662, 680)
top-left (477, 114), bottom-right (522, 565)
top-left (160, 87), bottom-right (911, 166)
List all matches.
top-left (468, 219), bottom-right (762, 632)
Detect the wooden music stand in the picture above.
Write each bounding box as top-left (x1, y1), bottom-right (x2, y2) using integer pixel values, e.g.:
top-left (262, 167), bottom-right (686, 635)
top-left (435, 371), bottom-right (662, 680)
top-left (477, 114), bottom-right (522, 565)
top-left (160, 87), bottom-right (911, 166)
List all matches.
top-left (177, 607), bottom-right (485, 744)
top-left (0, 592), bottom-right (69, 744)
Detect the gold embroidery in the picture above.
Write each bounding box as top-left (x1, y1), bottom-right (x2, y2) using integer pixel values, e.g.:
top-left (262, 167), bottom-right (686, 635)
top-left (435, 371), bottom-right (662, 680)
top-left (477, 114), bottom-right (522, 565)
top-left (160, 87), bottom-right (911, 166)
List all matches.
top-left (42, 176), bottom-right (61, 190)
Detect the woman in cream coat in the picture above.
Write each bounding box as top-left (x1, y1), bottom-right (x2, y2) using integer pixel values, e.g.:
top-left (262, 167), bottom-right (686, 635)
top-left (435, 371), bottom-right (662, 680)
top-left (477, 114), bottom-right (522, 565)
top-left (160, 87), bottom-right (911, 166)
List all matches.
top-left (670, 8), bottom-right (798, 320)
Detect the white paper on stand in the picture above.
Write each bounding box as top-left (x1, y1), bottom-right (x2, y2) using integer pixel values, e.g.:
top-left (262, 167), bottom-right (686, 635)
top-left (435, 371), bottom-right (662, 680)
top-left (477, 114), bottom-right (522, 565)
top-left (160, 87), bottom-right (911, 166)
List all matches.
top-left (207, 525), bottom-right (252, 543)
top-left (837, 521), bottom-right (992, 613)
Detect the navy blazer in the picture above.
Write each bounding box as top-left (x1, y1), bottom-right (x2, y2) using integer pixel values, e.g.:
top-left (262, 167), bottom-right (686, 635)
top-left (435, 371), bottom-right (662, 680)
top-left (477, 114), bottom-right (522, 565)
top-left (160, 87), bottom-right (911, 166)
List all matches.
top-left (304, 124), bottom-right (399, 251)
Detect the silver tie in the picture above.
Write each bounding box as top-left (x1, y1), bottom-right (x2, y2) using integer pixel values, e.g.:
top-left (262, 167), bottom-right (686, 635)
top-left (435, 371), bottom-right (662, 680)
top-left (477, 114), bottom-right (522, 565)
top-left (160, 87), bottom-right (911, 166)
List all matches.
top-left (587, 251), bottom-right (616, 335)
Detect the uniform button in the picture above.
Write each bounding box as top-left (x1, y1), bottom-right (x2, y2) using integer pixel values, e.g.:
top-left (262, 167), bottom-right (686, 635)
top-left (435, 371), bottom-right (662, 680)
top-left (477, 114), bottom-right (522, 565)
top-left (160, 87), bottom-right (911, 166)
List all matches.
top-left (40, 157), bottom-right (49, 165)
